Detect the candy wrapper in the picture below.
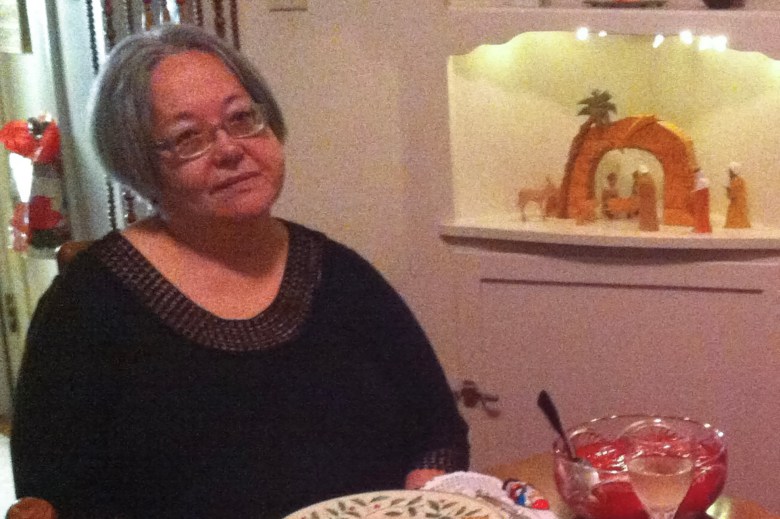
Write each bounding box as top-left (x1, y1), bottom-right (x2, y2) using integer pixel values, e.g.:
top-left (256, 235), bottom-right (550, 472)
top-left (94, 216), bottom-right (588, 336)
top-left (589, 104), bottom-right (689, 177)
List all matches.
top-left (503, 479), bottom-right (550, 510)
top-left (423, 471), bottom-right (556, 519)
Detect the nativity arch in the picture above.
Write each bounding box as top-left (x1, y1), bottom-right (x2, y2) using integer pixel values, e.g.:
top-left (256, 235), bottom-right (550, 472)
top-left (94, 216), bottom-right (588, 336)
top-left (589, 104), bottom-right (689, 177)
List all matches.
top-left (563, 115), bottom-right (698, 226)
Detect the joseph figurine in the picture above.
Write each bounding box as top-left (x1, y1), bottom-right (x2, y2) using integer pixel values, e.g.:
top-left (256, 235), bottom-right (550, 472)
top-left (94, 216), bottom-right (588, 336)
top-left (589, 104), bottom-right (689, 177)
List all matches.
top-left (636, 166), bottom-right (659, 232)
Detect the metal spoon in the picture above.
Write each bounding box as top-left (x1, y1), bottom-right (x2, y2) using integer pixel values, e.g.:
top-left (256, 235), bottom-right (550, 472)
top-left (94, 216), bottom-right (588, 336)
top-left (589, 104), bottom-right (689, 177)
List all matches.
top-left (537, 390), bottom-right (599, 492)
top-left (537, 390), bottom-right (580, 462)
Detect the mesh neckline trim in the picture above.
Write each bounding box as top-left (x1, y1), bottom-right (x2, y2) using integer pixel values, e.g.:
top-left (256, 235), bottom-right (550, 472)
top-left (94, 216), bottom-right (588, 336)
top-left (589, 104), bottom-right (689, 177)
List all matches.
top-left (90, 222), bottom-right (324, 352)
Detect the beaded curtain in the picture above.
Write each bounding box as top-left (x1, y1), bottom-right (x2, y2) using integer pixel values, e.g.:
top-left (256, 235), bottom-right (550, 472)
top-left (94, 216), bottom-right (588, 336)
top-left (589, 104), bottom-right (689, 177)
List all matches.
top-left (86, 0), bottom-right (241, 230)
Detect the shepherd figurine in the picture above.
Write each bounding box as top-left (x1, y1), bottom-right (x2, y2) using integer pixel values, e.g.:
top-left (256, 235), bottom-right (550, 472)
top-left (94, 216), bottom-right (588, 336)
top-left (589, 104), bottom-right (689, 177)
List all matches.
top-left (724, 162), bottom-right (750, 229)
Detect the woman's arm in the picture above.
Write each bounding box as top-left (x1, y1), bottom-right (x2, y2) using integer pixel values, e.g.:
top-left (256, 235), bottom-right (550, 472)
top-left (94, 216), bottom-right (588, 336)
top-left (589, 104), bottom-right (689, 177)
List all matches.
top-left (405, 468), bottom-right (445, 490)
top-left (11, 275), bottom-right (118, 518)
top-left (330, 244), bottom-right (470, 479)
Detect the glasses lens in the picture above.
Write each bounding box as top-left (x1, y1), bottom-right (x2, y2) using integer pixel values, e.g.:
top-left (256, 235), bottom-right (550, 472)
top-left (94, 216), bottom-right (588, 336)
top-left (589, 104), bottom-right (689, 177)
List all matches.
top-left (225, 104), bottom-right (266, 138)
top-left (174, 128), bottom-right (211, 159)
top-left (158, 104), bottom-right (268, 160)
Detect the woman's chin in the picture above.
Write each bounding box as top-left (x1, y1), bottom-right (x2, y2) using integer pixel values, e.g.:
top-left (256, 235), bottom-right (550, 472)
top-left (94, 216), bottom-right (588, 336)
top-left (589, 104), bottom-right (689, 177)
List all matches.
top-left (211, 206), bottom-right (273, 222)
top-left (204, 193), bottom-right (275, 220)
top-left (213, 189), bottom-right (280, 220)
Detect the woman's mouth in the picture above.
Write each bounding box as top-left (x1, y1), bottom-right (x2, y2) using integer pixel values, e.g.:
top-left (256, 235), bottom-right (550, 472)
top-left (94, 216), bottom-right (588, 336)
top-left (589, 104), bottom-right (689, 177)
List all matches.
top-left (211, 171), bottom-right (261, 193)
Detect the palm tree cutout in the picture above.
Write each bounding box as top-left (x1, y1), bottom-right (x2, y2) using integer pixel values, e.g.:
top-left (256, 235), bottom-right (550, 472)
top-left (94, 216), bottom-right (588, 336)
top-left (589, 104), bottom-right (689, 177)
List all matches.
top-left (557, 90), bottom-right (617, 217)
top-left (577, 89), bottom-right (617, 126)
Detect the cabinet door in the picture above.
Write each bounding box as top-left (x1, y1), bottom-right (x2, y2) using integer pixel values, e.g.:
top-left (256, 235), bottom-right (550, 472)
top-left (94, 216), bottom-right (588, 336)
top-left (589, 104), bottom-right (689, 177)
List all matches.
top-left (453, 250), bottom-right (779, 509)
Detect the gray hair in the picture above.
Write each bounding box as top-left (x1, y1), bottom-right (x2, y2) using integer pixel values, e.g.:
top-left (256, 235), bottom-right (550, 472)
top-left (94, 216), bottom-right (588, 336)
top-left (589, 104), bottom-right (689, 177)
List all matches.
top-left (87, 24), bottom-right (286, 202)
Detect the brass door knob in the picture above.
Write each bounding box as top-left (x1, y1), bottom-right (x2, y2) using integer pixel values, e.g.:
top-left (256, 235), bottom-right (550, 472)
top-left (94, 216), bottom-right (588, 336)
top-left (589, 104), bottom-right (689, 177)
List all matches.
top-left (453, 380), bottom-right (500, 417)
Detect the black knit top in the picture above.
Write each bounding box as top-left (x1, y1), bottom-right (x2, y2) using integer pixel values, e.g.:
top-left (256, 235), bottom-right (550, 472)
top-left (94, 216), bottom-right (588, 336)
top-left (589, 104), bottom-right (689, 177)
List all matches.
top-left (11, 222), bottom-right (469, 518)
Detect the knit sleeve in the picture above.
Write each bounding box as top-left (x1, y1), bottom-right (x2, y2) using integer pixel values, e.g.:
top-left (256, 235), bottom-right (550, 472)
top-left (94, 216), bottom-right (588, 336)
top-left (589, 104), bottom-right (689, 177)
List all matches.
top-left (323, 242), bottom-right (470, 474)
top-left (11, 264), bottom-right (120, 518)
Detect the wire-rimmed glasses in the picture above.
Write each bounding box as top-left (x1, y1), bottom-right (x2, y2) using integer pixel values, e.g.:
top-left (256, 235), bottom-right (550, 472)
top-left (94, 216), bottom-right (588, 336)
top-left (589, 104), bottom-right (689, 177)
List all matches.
top-left (154, 102), bottom-right (268, 162)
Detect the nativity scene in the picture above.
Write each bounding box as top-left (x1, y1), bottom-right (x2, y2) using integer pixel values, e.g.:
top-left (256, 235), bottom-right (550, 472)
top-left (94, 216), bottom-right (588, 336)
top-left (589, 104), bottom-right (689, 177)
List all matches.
top-left (516, 90), bottom-right (750, 234)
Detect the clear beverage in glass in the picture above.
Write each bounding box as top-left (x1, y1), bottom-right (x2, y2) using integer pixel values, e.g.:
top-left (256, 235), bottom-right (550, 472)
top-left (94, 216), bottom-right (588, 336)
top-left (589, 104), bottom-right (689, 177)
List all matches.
top-left (625, 418), bottom-right (695, 519)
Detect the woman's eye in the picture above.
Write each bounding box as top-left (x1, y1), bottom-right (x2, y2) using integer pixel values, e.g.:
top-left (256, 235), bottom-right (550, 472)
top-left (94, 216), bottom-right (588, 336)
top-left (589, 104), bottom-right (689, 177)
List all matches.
top-left (172, 128), bottom-right (203, 147)
top-left (227, 111), bottom-right (255, 127)
top-left (230, 109), bottom-right (253, 121)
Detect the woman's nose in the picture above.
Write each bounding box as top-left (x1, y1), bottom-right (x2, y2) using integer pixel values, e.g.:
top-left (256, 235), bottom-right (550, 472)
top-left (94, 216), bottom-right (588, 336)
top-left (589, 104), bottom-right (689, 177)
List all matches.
top-left (210, 128), bottom-right (244, 165)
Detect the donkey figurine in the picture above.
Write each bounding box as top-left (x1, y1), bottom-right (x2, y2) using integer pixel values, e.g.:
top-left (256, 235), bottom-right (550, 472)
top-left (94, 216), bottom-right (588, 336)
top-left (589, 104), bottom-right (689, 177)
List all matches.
top-left (517, 177), bottom-right (559, 222)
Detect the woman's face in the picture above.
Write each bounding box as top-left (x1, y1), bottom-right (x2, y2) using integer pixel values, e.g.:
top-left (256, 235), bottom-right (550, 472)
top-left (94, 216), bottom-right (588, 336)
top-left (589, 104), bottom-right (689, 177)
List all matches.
top-left (149, 51), bottom-right (284, 225)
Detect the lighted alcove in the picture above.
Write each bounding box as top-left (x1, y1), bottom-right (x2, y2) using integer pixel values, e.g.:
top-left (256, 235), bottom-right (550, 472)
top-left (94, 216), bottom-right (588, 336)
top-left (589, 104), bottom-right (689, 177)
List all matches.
top-left (447, 30), bottom-right (780, 245)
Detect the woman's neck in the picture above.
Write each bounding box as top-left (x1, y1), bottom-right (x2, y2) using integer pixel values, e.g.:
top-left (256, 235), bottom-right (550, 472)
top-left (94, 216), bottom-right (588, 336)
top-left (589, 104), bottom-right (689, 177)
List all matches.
top-left (128, 214), bottom-right (289, 276)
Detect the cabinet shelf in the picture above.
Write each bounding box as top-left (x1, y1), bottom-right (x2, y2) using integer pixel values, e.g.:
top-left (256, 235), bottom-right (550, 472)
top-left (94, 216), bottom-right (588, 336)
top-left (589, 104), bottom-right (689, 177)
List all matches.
top-left (448, 5), bottom-right (780, 59)
top-left (440, 216), bottom-right (780, 249)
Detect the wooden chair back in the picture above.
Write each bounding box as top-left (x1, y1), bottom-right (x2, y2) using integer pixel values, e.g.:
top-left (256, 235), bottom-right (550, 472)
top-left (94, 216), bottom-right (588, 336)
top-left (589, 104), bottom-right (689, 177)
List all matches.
top-left (55, 240), bottom-right (94, 273)
top-left (5, 497), bottom-right (58, 518)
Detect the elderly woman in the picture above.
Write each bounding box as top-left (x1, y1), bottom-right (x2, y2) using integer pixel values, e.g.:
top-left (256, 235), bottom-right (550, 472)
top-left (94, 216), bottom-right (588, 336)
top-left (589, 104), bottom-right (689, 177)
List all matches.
top-left (11, 24), bottom-right (468, 518)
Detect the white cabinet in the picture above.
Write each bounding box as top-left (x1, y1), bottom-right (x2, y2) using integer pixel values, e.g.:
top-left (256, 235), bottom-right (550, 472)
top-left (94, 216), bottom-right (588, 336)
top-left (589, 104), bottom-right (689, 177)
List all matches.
top-left (412, 3), bottom-right (780, 512)
top-left (448, 242), bottom-right (780, 511)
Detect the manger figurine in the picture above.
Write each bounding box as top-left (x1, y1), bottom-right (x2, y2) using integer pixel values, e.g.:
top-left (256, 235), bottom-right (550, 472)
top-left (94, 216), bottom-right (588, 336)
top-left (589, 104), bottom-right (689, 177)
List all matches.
top-left (606, 196), bottom-right (639, 219)
top-left (692, 168), bottom-right (712, 233)
top-left (604, 170), bottom-right (640, 219)
top-left (724, 162), bottom-right (750, 228)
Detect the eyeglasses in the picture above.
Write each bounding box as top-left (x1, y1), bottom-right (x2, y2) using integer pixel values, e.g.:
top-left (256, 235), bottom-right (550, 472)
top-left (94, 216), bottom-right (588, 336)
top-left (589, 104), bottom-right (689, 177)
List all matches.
top-left (154, 103), bottom-right (268, 161)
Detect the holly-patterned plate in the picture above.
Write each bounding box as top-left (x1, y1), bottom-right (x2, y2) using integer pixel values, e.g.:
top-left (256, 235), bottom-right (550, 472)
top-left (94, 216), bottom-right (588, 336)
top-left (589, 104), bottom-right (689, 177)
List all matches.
top-left (282, 489), bottom-right (505, 519)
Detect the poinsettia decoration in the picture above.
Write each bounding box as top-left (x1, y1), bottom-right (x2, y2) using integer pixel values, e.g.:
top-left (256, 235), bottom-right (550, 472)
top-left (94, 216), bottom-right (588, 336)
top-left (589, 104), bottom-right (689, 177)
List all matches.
top-left (1, 114), bottom-right (70, 253)
top-left (0, 115), bottom-right (61, 164)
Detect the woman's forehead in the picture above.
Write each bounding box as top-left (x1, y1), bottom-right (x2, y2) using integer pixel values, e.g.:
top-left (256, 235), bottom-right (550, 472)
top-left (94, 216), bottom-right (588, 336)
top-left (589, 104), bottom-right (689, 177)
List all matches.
top-left (150, 51), bottom-right (250, 121)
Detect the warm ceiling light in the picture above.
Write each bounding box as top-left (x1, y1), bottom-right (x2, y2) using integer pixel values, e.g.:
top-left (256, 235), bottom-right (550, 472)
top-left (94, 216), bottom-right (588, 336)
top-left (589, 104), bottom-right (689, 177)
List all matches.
top-left (699, 35), bottom-right (713, 51)
top-left (713, 35), bottom-right (728, 52)
top-left (680, 30), bottom-right (694, 45)
top-left (576, 27), bottom-right (589, 41)
top-left (598, 30), bottom-right (607, 37)
top-left (653, 34), bottom-right (664, 48)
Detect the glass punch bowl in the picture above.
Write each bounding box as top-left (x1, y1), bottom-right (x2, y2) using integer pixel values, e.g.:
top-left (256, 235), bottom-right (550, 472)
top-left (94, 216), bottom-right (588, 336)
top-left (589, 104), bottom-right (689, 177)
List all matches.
top-left (552, 415), bottom-right (727, 519)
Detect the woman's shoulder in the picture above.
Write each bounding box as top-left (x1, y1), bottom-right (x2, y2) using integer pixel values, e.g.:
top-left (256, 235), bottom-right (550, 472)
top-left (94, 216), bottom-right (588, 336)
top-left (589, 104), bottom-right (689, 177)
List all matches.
top-left (283, 222), bottom-right (404, 318)
top-left (46, 232), bottom-right (135, 308)
top-left (284, 220), bottom-right (379, 278)
top-left (59, 230), bottom-right (127, 274)
top-left (28, 233), bottom-right (134, 347)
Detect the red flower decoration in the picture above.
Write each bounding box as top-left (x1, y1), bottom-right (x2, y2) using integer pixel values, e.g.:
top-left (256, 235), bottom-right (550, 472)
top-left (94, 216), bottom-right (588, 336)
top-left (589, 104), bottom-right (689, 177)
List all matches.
top-left (29, 195), bottom-right (63, 230)
top-left (0, 117), bottom-right (61, 163)
top-left (0, 120), bottom-right (38, 158)
top-left (34, 123), bottom-right (61, 164)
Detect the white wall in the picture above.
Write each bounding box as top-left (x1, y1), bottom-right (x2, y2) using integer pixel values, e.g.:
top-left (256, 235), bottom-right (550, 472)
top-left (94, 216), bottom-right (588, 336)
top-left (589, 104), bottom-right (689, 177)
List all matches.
top-left (240, 1), bottom-right (463, 375)
top-left (0, 1), bottom-right (56, 119)
top-left (243, 2), bottom-right (418, 279)
top-left (234, 2), bottom-right (779, 512)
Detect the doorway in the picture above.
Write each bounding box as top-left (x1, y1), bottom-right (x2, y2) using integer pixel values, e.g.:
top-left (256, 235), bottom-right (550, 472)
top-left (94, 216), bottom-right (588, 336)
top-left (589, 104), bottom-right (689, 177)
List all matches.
top-left (0, 27), bottom-right (61, 416)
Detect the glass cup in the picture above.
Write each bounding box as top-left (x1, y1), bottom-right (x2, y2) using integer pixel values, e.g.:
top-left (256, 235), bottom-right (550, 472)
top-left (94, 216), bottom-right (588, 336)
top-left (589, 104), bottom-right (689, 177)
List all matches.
top-left (624, 418), bottom-right (695, 519)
